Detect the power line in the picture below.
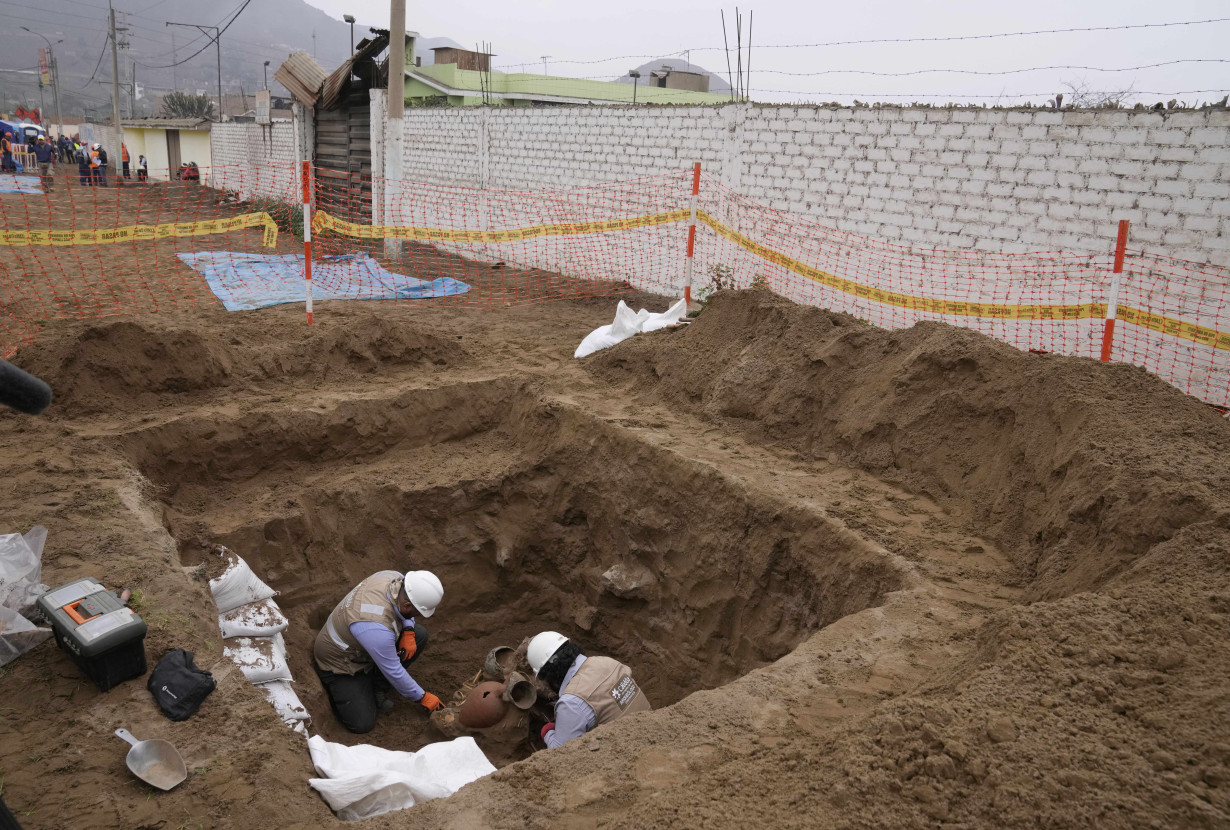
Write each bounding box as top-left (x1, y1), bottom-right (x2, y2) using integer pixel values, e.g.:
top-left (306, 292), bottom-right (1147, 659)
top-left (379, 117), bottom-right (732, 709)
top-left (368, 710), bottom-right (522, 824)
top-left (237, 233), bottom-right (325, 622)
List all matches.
top-left (751, 59), bottom-right (1230, 78)
top-left (138, 0), bottom-right (253, 69)
top-left (76, 33), bottom-right (111, 89)
top-left (734, 16), bottom-right (1230, 50)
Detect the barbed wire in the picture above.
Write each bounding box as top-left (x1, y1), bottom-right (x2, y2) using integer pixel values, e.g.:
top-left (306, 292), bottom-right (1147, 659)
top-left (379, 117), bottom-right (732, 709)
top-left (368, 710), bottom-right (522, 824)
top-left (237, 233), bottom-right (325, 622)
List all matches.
top-left (494, 16), bottom-right (1230, 71)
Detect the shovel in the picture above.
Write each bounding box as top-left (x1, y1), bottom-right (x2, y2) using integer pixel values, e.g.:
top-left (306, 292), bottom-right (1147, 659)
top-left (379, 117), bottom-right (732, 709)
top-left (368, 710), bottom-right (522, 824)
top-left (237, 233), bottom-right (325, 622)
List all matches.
top-left (114, 728), bottom-right (187, 791)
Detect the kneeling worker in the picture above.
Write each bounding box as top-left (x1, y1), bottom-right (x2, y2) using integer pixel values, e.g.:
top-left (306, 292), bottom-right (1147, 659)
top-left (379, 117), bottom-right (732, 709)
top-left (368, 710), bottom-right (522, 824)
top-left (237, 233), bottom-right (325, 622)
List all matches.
top-left (313, 570), bottom-right (445, 733)
top-left (528, 631), bottom-right (651, 748)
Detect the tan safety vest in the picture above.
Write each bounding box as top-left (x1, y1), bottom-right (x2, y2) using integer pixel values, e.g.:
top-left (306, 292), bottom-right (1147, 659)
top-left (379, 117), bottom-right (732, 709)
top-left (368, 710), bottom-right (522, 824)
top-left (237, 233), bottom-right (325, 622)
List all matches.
top-left (563, 656), bottom-right (651, 728)
top-left (313, 571), bottom-right (405, 675)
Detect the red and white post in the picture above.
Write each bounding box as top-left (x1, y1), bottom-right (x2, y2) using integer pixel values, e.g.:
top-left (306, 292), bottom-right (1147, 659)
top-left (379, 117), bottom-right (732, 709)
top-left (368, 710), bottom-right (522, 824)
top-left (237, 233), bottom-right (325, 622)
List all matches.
top-left (302, 160), bottom-right (314, 326)
top-left (1099, 219), bottom-right (1129, 362)
top-left (684, 161), bottom-right (701, 306)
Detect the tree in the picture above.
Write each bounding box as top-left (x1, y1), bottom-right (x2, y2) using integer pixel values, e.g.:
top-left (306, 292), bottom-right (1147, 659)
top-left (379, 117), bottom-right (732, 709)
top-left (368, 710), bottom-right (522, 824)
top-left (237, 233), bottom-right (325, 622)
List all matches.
top-left (161, 92), bottom-right (215, 119)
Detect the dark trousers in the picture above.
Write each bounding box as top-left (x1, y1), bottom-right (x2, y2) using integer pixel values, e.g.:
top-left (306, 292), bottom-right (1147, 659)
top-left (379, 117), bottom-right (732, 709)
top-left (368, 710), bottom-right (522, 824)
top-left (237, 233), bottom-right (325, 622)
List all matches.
top-left (315, 625), bottom-right (428, 734)
top-left (138, 169), bottom-right (147, 182)
top-left (122, 161), bottom-right (130, 179)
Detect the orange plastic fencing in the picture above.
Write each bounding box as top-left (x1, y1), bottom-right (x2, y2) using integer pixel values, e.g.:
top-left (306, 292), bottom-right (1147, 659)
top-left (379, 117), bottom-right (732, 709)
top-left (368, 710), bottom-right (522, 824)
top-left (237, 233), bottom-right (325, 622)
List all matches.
top-left (0, 160), bottom-right (1226, 409)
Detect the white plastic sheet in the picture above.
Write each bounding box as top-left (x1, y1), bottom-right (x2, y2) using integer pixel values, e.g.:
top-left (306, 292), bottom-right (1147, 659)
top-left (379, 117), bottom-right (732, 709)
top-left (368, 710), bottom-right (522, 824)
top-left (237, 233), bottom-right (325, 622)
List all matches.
top-left (575, 297), bottom-right (688, 358)
top-left (0, 526), bottom-right (52, 667)
top-left (308, 735), bottom-right (496, 821)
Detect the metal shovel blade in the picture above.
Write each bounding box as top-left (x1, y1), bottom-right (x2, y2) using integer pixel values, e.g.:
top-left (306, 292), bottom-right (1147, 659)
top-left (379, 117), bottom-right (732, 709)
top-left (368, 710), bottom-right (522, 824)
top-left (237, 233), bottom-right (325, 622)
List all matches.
top-left (114, 728), bottom-right (187, 791)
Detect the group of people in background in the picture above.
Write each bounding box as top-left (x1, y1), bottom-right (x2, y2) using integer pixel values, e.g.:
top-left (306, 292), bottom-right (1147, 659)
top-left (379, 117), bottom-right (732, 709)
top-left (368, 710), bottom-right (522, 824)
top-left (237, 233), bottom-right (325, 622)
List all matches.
top-left (0, 132), bottom-right (150, 191)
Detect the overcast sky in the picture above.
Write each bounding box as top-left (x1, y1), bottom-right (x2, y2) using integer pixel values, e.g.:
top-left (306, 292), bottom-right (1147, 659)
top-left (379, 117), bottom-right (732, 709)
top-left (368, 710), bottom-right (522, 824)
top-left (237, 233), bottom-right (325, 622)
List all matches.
top-left (303, 0), bottom-right (1228, 106)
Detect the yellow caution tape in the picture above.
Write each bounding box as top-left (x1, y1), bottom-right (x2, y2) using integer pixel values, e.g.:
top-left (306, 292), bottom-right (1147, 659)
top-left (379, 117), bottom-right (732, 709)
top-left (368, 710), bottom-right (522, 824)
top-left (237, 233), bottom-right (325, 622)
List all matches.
top-left (310, 208), bottom-right (1228, 353)
top-left (311, 209), bottom-right (689, 244)
top-left (0, 212), bottom-right (279, 249)
top-left (696, 210), bottom-right (1230, 354)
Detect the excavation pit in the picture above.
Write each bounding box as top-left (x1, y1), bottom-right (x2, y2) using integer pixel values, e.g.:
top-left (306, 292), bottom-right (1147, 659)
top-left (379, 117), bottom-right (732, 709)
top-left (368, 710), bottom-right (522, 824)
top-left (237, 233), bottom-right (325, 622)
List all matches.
top-left (122, 377), bottom-right (905, 763)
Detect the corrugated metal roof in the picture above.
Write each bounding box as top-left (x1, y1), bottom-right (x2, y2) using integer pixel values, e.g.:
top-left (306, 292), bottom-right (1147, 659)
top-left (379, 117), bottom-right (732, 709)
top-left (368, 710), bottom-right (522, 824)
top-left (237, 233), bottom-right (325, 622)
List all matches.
top-left (319, 32), bottom-right (390, 111)
top-left (274, 51), bottom-right (328, 107)
top-left (121, 118), bottom-right (211, 130)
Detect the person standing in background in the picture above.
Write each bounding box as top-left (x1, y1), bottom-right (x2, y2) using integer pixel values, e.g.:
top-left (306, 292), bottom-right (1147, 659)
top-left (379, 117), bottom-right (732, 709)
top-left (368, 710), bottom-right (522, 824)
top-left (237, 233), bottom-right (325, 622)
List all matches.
top-left (1, 133), bottom-right (14, 172)
top-left (32, 136), bottom-right (54, 192)
top-left (121, 143), bottom-right (130, 179)
top-left (97, 143), bottom-right (109, 186)
top-left (138, 154), bottom-right (148, 182)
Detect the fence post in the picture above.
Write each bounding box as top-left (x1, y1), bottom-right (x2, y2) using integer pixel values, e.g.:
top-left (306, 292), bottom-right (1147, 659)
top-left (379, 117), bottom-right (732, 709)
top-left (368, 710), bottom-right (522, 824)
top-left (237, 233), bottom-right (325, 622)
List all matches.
top-left (1100, 220), bottom-right (1129, 362)
top-left (302, 160), bottom-right (313, 326)
top-left (684, 161), bottom-right (701, 305)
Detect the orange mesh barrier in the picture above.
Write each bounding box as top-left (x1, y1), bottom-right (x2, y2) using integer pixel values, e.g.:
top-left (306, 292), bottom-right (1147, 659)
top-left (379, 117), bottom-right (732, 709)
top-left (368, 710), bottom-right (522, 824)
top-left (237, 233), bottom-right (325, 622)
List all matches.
top-left (0, 161), bottom-right (1226, 409)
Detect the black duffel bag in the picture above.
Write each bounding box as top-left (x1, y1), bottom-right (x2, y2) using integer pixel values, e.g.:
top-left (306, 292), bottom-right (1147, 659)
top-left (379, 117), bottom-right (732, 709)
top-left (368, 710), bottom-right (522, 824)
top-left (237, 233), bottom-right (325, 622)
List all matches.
top-left (148, 648), bottom-right (217, 721)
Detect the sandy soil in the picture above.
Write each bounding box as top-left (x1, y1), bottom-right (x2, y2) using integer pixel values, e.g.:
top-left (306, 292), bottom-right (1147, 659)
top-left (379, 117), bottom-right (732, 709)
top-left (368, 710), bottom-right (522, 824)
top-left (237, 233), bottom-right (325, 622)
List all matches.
top-left (0, 181), bottom-right (1228, 829)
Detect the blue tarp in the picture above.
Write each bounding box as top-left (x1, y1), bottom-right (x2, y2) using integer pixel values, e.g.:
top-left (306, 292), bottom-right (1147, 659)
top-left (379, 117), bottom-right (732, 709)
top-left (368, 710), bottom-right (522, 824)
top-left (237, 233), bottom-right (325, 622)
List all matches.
top-left (0, 173), bottom-right (40, 194)
top-left (177, 252), bottom-right (471, 311)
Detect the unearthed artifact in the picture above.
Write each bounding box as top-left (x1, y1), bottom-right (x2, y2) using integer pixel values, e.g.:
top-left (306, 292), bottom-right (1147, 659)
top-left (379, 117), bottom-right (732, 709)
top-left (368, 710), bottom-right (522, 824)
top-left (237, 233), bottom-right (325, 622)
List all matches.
top-left (458, 680), bottom-right (509, 729)
top-left (483, 645), bottom-right (516, 681)
top-left (502, 671), bottom-right (537, 710)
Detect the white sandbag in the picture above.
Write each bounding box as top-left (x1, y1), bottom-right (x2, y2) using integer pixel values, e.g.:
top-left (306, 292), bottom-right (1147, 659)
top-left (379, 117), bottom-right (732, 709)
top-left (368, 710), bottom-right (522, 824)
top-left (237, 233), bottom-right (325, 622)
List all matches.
top-left (575, 298), bottom-right (687, 358)
top-left (308, 735), bottom-right (496, 821)
top-left (209, 550), bottom-right (276, 614)
top-left (219, 597), bottom-right (288, 639)
top-left (0, 525), bottom-right (50, 618)
top-left (257, 678), bottom-right (311, 723)
top-left (223, 632), bottom-right (291, 684)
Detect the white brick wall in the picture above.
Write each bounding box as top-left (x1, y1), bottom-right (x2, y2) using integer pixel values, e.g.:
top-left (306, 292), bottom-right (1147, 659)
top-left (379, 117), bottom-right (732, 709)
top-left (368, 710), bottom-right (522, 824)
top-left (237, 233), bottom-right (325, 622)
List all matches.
top-left (383, 102), bottom-right (1230, 268)
top-left (209, 122), bottom-right (299, 202)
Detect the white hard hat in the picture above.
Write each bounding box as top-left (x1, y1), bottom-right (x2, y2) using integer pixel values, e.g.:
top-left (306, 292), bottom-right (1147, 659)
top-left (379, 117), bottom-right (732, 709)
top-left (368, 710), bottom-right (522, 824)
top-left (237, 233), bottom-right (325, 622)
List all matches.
top-left (527, 631), bottom-right (569, 675)
top-left (92, 143), bottom-right (100, 150)
top-left (403, 570), bottom-right (443, 618)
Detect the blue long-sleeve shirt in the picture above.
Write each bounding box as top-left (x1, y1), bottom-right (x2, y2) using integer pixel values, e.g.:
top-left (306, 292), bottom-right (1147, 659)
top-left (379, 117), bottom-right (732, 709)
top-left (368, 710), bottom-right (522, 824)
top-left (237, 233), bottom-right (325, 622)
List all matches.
top-left (349, 593), bottom-right (424, 701)
top-left (544, 655), bottom-right (597, 748)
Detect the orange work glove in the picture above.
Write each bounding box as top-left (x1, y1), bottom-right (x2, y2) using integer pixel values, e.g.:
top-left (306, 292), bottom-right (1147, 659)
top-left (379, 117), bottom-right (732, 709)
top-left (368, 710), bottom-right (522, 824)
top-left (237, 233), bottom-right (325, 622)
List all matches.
top-left (420, 692), bottom-right (442, 712)
top-left (397, 629), bottom-right (417, 664)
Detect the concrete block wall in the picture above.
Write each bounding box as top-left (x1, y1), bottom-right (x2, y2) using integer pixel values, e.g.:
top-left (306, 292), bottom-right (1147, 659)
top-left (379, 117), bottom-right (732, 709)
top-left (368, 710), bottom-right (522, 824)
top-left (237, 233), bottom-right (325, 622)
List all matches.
top-left (389, 103), bottom-right (1230, 269)
top-left (209, 122), bottom-right (299, 201)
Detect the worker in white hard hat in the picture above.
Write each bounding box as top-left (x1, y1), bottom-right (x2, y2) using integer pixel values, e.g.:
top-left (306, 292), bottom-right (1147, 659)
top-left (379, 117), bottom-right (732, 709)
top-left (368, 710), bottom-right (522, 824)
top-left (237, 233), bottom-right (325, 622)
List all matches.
top-left (313, 570), bottom-right (445, 733)
top-left (527, 631), bottom-right (651, 748)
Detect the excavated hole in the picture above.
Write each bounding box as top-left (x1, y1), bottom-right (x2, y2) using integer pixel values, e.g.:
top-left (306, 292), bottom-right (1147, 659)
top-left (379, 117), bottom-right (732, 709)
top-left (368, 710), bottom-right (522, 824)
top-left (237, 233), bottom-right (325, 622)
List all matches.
top-left (121, 378), bottom-right (904, 764)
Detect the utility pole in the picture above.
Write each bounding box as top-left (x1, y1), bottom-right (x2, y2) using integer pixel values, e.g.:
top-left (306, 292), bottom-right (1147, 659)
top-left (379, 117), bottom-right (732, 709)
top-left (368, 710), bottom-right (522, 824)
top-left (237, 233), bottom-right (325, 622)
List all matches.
top-left (37, 77), bottom-right (46, 131)
top-left (166, 20), bottom-right (222, 121)
top-left (109, 3), bottom-right (125, 185)
top-left (131, 60), bottom-right (137, 118)
top-left (386, 0), bottom-right (406, 259)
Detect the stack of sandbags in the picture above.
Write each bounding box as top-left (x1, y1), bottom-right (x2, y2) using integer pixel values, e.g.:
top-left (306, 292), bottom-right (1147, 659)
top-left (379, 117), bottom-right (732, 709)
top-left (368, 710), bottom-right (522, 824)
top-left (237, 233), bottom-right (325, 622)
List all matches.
top-left (210, 549), bottom-right (311, 735)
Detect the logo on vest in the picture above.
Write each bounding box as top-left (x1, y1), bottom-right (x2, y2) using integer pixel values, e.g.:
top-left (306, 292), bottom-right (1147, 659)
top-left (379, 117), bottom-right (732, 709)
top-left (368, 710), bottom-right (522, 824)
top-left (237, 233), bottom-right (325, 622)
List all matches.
top-left (610, 675), bottom-right (638, 709)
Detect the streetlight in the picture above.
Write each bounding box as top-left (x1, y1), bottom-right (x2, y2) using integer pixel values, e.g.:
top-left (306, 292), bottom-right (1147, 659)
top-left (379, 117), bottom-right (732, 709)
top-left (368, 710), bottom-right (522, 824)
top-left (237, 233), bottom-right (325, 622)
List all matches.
top-left (19, 27), bottom-right (63, 138)
top-left (263, 60), bottom-right (270, 90)
top-left (629, 70), bottom-right (640, 104)
top-left (343, 14), bottom-right (356, 55)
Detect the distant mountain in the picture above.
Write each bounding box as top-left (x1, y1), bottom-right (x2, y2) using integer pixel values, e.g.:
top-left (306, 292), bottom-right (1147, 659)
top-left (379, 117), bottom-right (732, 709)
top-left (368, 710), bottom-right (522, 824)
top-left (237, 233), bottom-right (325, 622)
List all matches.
top-left (0, 0), bottom-right (354, 120)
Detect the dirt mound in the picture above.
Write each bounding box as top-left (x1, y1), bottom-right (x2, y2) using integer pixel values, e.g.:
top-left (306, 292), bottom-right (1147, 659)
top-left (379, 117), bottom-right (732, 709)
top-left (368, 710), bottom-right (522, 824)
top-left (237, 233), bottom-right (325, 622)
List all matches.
top-left (17, 310), bottom-right (470, 414)
top-left (585, 290), bottom-right (1230, 599)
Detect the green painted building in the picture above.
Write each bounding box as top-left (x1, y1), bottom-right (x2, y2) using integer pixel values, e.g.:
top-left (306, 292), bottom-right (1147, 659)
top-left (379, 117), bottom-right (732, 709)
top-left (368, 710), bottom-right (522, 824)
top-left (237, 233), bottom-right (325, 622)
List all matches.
top-left (404, 45), bottom-right (729, 107)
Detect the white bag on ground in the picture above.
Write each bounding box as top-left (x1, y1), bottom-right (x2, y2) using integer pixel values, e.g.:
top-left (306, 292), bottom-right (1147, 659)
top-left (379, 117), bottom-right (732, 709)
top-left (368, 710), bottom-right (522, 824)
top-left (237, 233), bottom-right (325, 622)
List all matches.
top-left (308, 735), bottom-right (496, 821)
top-left (209, 550), bottom-right (276, 613)
top-left (0, 525), bottom-right (50, 618)
top-left (219, 597), bottom-right (289, 639)
top-left (575, 297), bottom-right (687, 358)
top-left (223, 632), bottom-right (292, 684)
